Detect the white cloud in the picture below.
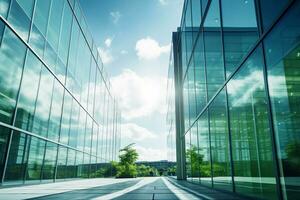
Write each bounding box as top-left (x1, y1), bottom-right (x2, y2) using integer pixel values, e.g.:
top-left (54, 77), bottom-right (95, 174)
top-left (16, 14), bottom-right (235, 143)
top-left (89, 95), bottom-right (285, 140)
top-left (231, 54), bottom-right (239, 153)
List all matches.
top-left (121, 50), bottom-right (128, 55)
top-left (135, 37), bottom-right (171, 60)
top-left (105, 38), bottom-right (112, 48)
top-left (111, 69), bottom-right (168, 120)
top-left (110, 11), bottom-right (121, 24)
top-left (98, 47), bottom-right (113, 64)
top-left (158, 0), bottom-right (168, 5)
top-left (135, 145), bottom-right (167, 161)
top-left (121, 123), bottom-right (157, 141)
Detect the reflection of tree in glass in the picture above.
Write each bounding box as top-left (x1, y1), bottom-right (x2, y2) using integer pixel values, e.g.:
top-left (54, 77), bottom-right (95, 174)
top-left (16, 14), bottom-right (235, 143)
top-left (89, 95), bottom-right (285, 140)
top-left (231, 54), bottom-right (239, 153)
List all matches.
top-left (186, 145), bottom-right (212, 177)
top-left (285, 140), bottom-right (300, 175)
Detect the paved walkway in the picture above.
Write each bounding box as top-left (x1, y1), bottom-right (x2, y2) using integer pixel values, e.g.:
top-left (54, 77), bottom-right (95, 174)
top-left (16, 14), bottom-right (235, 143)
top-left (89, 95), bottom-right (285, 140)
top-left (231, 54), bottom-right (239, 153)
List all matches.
top-left (0, 177), bottom-right (247, 200)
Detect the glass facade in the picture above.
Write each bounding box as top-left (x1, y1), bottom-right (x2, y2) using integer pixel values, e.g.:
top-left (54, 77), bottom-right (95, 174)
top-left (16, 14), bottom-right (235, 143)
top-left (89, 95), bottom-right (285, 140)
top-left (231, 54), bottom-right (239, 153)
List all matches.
top-left (170, 0), bottom-right (300, 199)
top-left (0, 0), bottom-right (121, 185)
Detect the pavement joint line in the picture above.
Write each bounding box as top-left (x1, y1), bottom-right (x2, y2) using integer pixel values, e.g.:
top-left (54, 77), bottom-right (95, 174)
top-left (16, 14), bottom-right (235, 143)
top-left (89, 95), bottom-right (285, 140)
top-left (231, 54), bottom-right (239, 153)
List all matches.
top-left (92, 177), bottom-right (159, 200)
top-left (164, 178), bottom-right (215, 200)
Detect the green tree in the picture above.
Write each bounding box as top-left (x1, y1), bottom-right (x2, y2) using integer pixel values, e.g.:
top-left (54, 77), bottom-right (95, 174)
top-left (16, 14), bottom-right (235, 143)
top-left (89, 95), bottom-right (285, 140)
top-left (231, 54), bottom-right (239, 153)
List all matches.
top-left (116, 143), bottom-right (139, 178)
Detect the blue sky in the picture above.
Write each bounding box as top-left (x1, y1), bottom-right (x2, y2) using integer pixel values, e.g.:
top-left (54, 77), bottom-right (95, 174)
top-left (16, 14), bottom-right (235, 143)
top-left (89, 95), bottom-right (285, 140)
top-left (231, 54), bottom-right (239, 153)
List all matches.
top-left (79, 0), bottom-right (183, 161)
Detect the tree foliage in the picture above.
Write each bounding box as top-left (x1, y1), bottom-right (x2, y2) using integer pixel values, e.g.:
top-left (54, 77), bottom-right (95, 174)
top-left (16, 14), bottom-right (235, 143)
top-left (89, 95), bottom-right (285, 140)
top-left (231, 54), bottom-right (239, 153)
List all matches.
top-left (116, 143), bottom-right (139, 178)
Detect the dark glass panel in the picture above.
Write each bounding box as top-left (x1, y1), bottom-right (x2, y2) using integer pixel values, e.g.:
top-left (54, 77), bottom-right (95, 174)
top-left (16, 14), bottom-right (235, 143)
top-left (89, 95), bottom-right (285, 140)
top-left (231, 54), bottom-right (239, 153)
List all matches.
top-left (26, 137), bottom-right (45, 181)
top-left (83, 154), bottom-right (90, 178)
top-left (76, 152), bottom-right (83, 178)
top-left (260, 0), bottom-right (290, 32)
top-left (56, 146), bottom-right (67, 179)
top-left (228, 47), bottom-right (276, 199)
top-left (41, 142), bottom-right (57, 181)
top-left (66, 149), bottom-right (76, 178)
top-left (0, 126), bottom-right (10, 177)
top-left (4, 132), bottom-right (29, 183)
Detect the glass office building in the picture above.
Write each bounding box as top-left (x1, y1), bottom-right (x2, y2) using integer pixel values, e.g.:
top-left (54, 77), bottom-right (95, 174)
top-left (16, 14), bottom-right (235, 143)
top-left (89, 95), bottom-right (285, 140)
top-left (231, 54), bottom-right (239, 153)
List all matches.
top-left (0, 0), bottom-right (121, 185)
top-left (170, 0), bottom-right (300, 199)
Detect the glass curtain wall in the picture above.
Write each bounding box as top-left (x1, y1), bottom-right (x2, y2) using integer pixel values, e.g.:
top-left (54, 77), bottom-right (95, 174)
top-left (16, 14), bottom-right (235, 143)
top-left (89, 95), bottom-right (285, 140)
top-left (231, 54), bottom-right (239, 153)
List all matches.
top-left (172, 0), bottom-right (300, 199)
top-left (0, 0), bottom-right (121, 185)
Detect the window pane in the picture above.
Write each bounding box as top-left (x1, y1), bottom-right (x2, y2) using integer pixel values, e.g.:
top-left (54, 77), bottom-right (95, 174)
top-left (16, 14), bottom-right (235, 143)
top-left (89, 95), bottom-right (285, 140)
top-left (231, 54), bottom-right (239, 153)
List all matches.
top-left (188, 61), bottom-right (197, 124)
top-left (32, 68), bottom-right (54, 137)
top-left (58, 2), bottom-right (73, 65)
top-left (47, 0), bottom-right (64, 50)
top-left (197, 111), bottom-right (211, 187)
top-left (204, 0), bottom-right (224, 100)
top-left (0, 26), bottom-right (26, 124)
top-left (194, 32), bottom-right (206, 114)
top-left (228, 47), bottom-right (276, 199)
top-left (185, 131), bottom-right (192, 181)
top-left (5, 132), bottom-right (29, 183)
top-left (48, 80), bottom-right (63, 141)
top-left (33, 0), bottom-right (51, 36)
top-left (69, 100), bottom-right (80, 148)
top-left (264, 2), bottom-right (300, 199)
top-left (66, 149), bottom-right (76, 178)
top-left (26, 137), bottom-right (45, 181)
top-left (209, 91), bottom-right (232, 191)
top-left (190, 124), bottom-right (200, 182)
top-left (29, 24), bottom-right (45, 58)
top-left (260, 0), bottom-right (289, 32)
top-left (0, 127), bottom-right (11, 179)
top-left (60, 91), bottom-right (72, 144)
top-left (56, 146), bottom-right (67, 179)
top-left (7, 0), bottom-right (31, 41)
top-left (221, 0), bottom-right (258, 77)
top-left (41, 142), bottom-right (57, 181)
top-left (15, 51), bottom-right (41, 132)
top-left (0, 0), bottom-right (10, 18)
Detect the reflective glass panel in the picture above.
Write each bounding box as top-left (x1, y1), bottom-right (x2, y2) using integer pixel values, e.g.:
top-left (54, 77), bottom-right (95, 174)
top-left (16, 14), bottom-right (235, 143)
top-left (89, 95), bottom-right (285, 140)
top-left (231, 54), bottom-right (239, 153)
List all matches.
top-left (228, 47), bottom-right (276, 199)
top-left (41, 142), bottom-right (57, 181)
top-left (264, 2), bottom-right (300, 198)
top-left (193, 32), bottom-right (206, 114)
top-left (26, 137), bottom-right (45, 181)
top-left (0, 26), bottom-right (26, 124)
top-left (15, 51), bottom-right (41, 132)
top-left (260, 0), bottom-right (289, 32)
top-left (221, 0), bottom-right (258, 77)
top-left (7, 0), bottom-right (32, 41)
top-left (197, 111), bottom-right (211, 187)
top-left (209, 90), bottom-right (231, 191)
top-left (204, 0), bottom-right (224, 100)
top-left (56, 146), bottom-right (67, 179)
top-left (185, 131), bottom-right (192, 181)
top-left (0, 126), bottom-right (9, 177)
top-left (4, 131), bottom-right (28, 183)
